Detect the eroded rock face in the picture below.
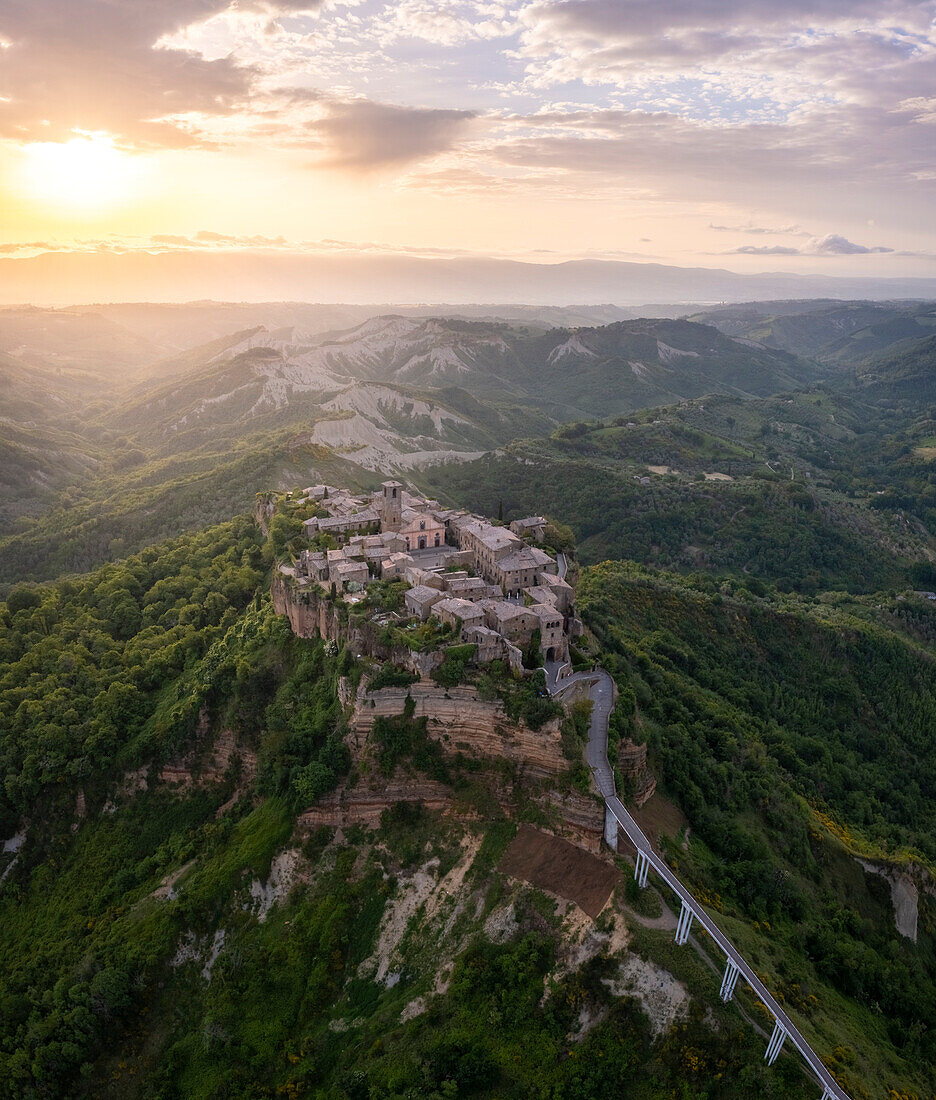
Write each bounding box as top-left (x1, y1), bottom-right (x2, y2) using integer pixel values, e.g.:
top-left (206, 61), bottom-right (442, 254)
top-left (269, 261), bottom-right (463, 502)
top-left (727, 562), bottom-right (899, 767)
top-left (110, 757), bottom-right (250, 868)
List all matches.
top-left (351, 682), bottom-right (566, 779)
top-left (857, 859), bottom-right (921, 941)
top-left (298, 778), bottom-right (453, 830)
top-left (159, 728), bottom-right (257, 792)
top-left (539, 790), bottom-right (604, 853)
top-left (272, 574), bottom-right (441, 677)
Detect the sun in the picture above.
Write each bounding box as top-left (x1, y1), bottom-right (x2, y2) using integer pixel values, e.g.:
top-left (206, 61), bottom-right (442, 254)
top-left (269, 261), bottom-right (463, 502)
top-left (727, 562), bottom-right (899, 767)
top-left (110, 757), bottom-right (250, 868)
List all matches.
top-left (19, 132), bottom-right (141, 211)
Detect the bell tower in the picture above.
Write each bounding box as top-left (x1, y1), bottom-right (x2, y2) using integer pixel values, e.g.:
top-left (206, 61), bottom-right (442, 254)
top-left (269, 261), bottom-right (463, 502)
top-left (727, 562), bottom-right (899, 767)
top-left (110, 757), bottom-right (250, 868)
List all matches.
top-left (380, 480), bottom-right (403, 531)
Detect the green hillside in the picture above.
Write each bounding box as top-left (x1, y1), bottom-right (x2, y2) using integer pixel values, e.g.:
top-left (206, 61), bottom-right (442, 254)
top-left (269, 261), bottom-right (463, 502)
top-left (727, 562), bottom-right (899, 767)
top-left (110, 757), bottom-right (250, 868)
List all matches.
top-left (0, 519), bottom-right (820, 1100)
top-left (688, 300), bottom-right (936, 367)
top-left (578, 560), bottom-right (936, 1097)
top-left (423, 391), bottom-right (936, 594)
top-left (2, 517), bottom-right (933, 1097)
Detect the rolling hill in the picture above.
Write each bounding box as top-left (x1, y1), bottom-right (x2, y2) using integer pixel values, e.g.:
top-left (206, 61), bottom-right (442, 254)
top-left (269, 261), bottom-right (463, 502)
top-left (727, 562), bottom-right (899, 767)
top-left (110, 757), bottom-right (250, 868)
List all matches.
top-left (276, 315), bottom-right (822, 420)
top-left (689, 300), bottom-right (936, 367)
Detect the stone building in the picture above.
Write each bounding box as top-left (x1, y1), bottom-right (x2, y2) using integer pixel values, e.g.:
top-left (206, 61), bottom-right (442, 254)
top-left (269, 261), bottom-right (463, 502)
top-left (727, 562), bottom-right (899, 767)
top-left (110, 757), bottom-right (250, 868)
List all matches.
top-left (510, 515), bottom-right (547, 541)
top-left (405, 585), bottom-right (444, 621)
top-left (431, 596), bottom-right (485, 637)
top-left (378, 480), bottom-right (403, 530)
top-left (477, 599), bottom-right (540, 647)
top-left (398, 511), bottom-right (446, 551)
top-left (462, 625), bottom-right (508, 663)
top-left (530, 603), bottom-right (565, 661)
top-left (304, 507), bottom-right (380, 545)
top-left (491, 545), bottom-right (556, 594)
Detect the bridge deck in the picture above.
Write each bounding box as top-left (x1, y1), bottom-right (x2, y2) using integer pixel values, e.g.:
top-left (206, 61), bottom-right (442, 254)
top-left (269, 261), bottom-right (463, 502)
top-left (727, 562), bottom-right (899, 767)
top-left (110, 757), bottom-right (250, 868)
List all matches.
top-left (552, 668), bottom-right (849, 1100)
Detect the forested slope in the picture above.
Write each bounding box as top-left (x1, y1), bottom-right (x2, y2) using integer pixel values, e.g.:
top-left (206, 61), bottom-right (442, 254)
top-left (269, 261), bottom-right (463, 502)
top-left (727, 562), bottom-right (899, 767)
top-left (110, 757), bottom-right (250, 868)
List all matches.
top-left (1, 518), bottom-right (829, 1100)
top-left (578, 561), bottom-right (936, 1096)
top-left (424, 391), bottom-right (936, 594)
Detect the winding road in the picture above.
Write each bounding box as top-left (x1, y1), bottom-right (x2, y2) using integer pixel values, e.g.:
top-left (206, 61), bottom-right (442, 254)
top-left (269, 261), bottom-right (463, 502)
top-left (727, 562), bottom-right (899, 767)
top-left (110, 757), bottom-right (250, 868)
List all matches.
top-left (549, 666), bottom-right (849, 1100)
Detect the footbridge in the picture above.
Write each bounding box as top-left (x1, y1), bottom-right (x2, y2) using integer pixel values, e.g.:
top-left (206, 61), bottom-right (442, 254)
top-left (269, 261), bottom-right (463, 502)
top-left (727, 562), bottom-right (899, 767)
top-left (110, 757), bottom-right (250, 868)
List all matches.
top-left (549, 666), bottom-right (849, 1100)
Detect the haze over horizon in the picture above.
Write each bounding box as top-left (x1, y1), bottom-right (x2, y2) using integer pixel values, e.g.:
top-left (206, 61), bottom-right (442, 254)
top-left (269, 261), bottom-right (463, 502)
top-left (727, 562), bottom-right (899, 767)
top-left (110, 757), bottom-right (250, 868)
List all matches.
top-left (1, 0), bottom-right (935, 304)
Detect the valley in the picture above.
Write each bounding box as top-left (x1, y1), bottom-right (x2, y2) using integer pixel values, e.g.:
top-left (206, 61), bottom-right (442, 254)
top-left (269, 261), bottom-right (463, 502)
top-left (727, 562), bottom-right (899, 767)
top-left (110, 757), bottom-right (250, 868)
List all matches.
top-left (2, 296), bottom-right (936, 1099)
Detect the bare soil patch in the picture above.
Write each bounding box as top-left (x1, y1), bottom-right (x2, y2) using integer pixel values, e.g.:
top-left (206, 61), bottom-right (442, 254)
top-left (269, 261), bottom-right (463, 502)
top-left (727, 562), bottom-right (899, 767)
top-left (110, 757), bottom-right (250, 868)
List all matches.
top-left (498, 825), bottom-right (619, 918)
top-left (629, 792), bottom-right (689, 853)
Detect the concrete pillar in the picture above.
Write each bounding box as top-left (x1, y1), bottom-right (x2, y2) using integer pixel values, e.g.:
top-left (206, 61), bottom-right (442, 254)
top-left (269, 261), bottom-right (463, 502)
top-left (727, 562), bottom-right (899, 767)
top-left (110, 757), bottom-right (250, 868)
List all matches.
top-left (765, 1019), bottom-right (786, 1066)
top-left (719, 958), bottom-right (740, 1002)
top-left (633, 848), bottom-right (650, 888)
top-left (674, 900), bottom-right (694, 945)
top-left (604, 806), bottom-right (618, 851)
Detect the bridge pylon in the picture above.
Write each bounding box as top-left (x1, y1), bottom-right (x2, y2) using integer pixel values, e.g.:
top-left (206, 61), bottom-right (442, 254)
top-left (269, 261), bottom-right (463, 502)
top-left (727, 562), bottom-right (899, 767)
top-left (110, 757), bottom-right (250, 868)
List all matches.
top-left (674, 900), bottom-right (694, 945)
top-left (634, 848), bottom-right (650, 888)
top-left (765, 1019), bottom-right (787, 1066)
top-left (719, 958), bottom-right (740, 1002)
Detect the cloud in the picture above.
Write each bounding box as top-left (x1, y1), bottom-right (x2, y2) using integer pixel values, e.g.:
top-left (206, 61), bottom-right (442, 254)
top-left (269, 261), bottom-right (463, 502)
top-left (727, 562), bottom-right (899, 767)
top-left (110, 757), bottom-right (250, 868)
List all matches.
top-left (513, 0), bottom-right (936, 103)
top-left (728, 233), bottom-right (895, 256)
top-left (900, 96), bottom-right (936, 124)
top-left (486, 102), bottom-right (936, 223)
top-left (732, 244), bottom-right (803, 255)
top-left (0, 241), bottom-right (63, 254)
top-left (307, 98), bottom-right (477, 169)
top-left (373, 1), bottom-right (516, 47)
top-left (150, 231), bottom-right (290, 248)
top-left (709, 223), bottom-right (806, 236)
top-left (0, 1), bottom-right (327, 147)
top-left (809, 233), bottom-right (894, 255)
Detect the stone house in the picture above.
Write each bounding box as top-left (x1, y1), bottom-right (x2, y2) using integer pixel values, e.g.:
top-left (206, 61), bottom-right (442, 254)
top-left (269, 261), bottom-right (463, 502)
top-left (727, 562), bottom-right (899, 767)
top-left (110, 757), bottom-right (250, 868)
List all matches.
top-left (510, 516), bottom-right (547, 541)
top-left (463, 523), bottom-right (524, 584)
top-left (380, 552), bottom-right (414, 579)
top-left (491, 546), bottom-right (556, 594)
top-left (461, 625), bottom-right (507, 663)
top-left (431, 597), bottom-right (485, 636)
top-left (405, 584), bottom-right (444, 621)
top-left (530, 603), bottom-right (565, 661)
top-left (298, 550), bottom-right (329, 583)
top-left (531, 572), bottom-right (574, 613)
top-left (444, 576), bottom-right (500, 601)
top-left (332, 559), bottom-right (369, 589)
top-left (477, 600), bottom-right (539, 647)
top-left (304, 506), bottom-right (380, 545)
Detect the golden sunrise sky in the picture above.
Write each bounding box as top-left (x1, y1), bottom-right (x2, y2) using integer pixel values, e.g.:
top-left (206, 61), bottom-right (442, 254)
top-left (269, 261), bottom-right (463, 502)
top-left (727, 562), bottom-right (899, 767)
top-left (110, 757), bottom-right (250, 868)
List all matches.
top-left (1, 0), bottom-right (935, 283)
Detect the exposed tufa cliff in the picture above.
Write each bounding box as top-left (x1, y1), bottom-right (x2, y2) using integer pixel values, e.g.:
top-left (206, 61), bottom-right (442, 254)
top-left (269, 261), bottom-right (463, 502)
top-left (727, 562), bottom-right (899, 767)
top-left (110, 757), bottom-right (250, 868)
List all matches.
top-left (349, 681), bottom-right (566, 779)
top-left (272, 572), bottom-right (443, 677)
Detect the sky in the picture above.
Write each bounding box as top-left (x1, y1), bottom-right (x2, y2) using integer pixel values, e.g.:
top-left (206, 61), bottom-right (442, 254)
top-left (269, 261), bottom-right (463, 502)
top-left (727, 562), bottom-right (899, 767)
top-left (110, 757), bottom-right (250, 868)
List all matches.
top-left (1, 0), bottom-right (935, 281)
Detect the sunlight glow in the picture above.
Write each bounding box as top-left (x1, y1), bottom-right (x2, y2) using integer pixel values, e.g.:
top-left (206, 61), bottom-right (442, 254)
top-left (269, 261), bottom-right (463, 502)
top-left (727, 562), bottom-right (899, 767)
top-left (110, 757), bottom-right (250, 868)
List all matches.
top-left (19, 133), bottom-right (142, 211)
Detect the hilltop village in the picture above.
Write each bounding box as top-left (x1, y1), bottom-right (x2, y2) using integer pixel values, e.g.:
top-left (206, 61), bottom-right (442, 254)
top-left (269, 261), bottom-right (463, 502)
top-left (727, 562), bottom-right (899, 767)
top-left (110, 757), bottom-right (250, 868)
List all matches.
top-left (276, 480), bottom-right (581, 670)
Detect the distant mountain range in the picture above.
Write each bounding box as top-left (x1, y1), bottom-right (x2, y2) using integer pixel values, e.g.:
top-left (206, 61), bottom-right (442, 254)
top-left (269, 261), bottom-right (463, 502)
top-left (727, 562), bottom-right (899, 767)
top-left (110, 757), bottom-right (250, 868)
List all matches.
top-left (4, 249), bottom-right (936, 306)
top-left (4, 300), bottom-right (935, 581)
top-left (689, 299), bottom-right (936, 365)
top-left (0, 302), bottom-right (683, 373)
top-left (131, 314), bottom-right (819, 427)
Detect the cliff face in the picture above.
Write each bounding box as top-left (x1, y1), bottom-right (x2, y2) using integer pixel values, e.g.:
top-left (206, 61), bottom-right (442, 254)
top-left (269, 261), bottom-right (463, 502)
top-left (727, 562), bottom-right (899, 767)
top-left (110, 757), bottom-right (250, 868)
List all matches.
top-left (254, 494), bottom-right (276, 537)
top-left (298, 773), bottom-right (604, 852)
top-left (272, 574), bottom-right (442, 677)
top-left (298, 777), bottom-right (453, 831)
top-left (277, 575), bottom-right (604, 850)
top-left (351, 682), bottom-right (566, 779)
